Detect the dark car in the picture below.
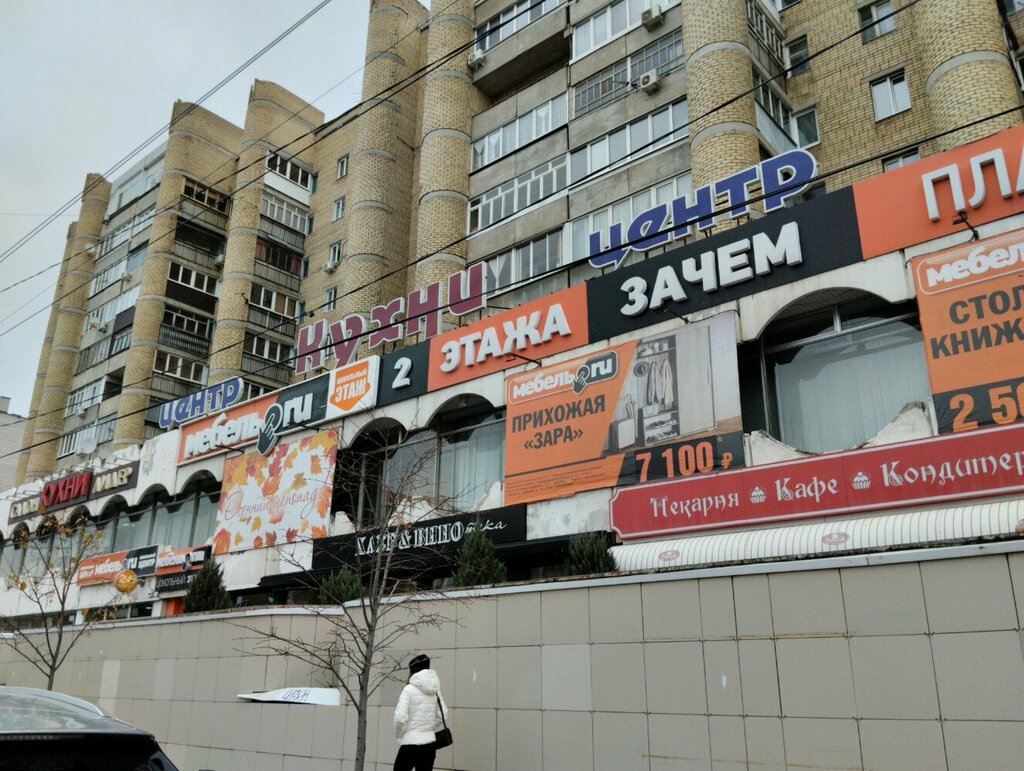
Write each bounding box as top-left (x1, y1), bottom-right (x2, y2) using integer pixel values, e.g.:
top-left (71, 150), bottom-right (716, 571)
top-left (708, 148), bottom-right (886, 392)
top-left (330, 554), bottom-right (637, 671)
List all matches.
top-left (0, 686), bottom-right (178, 771)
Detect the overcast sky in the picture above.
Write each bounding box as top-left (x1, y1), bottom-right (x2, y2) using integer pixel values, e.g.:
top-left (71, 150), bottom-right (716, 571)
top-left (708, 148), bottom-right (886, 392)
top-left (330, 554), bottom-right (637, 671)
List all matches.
top-left (0, 0), bottom-right (386, 418)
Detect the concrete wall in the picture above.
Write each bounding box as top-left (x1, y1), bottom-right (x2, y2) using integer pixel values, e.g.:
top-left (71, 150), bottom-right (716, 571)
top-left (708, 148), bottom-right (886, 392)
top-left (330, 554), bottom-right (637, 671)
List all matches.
top-left (3, 543), bottom-right (1024, 770)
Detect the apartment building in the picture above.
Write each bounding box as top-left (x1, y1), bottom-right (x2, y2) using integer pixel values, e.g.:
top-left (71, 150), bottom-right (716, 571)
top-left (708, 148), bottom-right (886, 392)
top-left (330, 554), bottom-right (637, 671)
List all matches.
top-left (3, 0), bottom-right (1024, 602)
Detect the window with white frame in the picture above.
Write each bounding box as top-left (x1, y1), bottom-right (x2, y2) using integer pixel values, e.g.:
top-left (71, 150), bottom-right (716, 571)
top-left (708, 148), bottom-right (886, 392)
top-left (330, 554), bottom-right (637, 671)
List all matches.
top-left (90, 258), bottom-right (129, 297)
top-left (476, 0), bottom-right (562, 51)
top-left (85, 286), bottom-right (139, 329)
top-left (754, 68), bottom-right (793, 129)
top-left (333, 196), bottom-right (346, 221)
top-left (266, 152), bottom-right (313, 191)
top-left (65, 379), bottom-right (105, 417)
top-left (183, 179), bottom-right (230, 213)
top-left (168, 262), bottom-right (218, 295)
top-left (336, 155), bottom-right (349, 179)
top-left (882, 148), bottom-right (920, 171)
top-left (325, 287), bottom-right (337, 311)
top-left (153, 350), bottom-right (207, 384)
top-left (328, 241), bottom-right (344, 265)
top-left (77, 339), bottom-right (111, 373)
top-left (249, 284), bottom-right (302, 319)
top-left (787, 35), bottom-right (809, 75)
top-left (871, 70), bottom-right (910, 120)
top-left (242, 380), bottom-right (271, 401)
top-left (244, 335), bottom-right (294, 363)
top-left (570, 172), bottom-right (692, 262)
top-left (163, 306), bottom-right (213, 338)
top-left (860, 1), bottom-right (895, 43)
top-left (57, 418), bottom-right (115, 458)
top-left (793, 108), bottom-right (819, 147)
top-left (468, 156), bottom-right (568, 233)
top-left (570, 99), bottom-right (688, 183)
top-left (97, 208), bottom-right (155, 257)
top-left (573, 0), bottom-right (674, 60)
top-left (574, 30), bottom-right (683, 117)
top-left (471, 93), bottom-right (568, 171)
top-left (260, 192), bottom-right (310, 233)
top-left (484, 229), bottom-right (563, 294)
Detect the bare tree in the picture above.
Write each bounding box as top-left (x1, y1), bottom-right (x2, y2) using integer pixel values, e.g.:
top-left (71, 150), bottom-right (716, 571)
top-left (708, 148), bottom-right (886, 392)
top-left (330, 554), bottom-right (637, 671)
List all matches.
top-left (236, 427), bottom-right (472, 771)
top-left (0, 515), bottom-right (126, 690)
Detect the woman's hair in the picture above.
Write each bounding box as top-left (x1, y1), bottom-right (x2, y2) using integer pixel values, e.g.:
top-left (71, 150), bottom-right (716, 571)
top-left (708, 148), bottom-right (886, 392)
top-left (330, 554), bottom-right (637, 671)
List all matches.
top-left (409, 653), bottom-right (430, 674)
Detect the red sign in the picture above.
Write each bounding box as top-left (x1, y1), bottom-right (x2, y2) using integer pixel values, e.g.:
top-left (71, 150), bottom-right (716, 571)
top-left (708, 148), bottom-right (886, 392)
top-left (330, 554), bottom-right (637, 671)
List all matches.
top-left (40, 470), bottom-right (92, 510)
top-left (427, 283), bottom-right (589, 391)
top-left (610, 422), bottom-right (1024, 540)
top-left (853, 123), bottom-right (1024, 259)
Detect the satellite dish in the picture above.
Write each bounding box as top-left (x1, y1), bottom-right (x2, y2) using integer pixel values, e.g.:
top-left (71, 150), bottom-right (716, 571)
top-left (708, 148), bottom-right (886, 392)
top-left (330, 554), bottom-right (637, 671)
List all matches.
top-left (78, 437), bottom-right (98, 456)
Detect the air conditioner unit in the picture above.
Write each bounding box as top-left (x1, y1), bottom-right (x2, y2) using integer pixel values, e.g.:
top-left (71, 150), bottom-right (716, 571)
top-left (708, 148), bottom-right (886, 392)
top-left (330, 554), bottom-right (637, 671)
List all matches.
top-left (638, 69), bottom-right (661, 94)
top-left (77, 407), bottom-right (89, 417)
top-left (323, 260), bottom-right (339, 274)
top-left (641, 5), bottom-right (665, 31)
top-left (467, 48), bottom-right (486, 71)
top-left (96, 322), bottom-right (109, 333)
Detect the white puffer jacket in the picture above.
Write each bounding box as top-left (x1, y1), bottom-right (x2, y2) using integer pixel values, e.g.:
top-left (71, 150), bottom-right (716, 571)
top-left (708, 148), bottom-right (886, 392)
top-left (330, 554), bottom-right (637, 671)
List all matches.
top-left (394, 669), bottom-right (448, 746)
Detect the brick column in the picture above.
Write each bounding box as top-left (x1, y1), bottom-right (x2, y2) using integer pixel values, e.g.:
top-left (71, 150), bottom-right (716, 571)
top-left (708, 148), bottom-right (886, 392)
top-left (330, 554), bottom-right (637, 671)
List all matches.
top-left (914, 0), bottom-right (1022, 150)
top-left (682, 0), bottom-right (762, 223)
top-left (26, 174), bottom-right (110, 480)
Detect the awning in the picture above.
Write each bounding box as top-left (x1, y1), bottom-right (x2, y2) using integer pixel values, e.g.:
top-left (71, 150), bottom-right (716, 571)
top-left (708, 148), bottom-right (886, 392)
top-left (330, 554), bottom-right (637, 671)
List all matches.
top-left (610, 497), bottom-right (1024, 572)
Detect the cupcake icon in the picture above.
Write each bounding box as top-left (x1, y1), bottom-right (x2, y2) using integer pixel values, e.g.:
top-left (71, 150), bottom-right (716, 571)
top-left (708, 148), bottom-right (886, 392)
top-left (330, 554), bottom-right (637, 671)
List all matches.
top-left (852, 471), bottom-right (870, 490)
top-left (749, 486), bottom-right (766, 504)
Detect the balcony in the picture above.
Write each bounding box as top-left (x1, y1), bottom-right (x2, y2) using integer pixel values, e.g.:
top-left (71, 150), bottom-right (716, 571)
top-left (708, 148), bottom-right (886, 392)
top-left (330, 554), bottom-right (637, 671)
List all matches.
top-left (258, 216), bottom-right (305, 252)
top-left (150, 374), bottom-right (196, 398)
top-left (241, 353), bottom-right (292, 384)
top-left (747, 0), bottom-right (785, 80)
top-left (246, 306), bottom-right (297, 338)
top-left (755, 101), bottom-right (797, 154)
top-left (178, 197), bottom-right (228, 232)
top-left (172, 241), bottom-right (221, 271)
top-left (254, 259), bottom-right (302, 292)
top-left (158, 324), bottom-right (211, 358)
top-left (473, 3), bottom-right (570, 98)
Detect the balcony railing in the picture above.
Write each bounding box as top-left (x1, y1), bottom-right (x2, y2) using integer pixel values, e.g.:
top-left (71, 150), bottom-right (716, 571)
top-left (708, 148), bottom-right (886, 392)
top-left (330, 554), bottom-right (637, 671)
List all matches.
top-left (241, 353), bottom-right (291, 384)
top-left (150, 374), bottom-right (197, 398)
top-left (158, 324), bottom-right (211, 357)
top-left (258, 216), bottom-right (305, 252)
top-left (178, 197), bottom-right (228, 232)
top-left (755, 101), bottom-right (797, 154)
top-left (172, 240), bottom-right (221, 271)
top-left (246, 306), bottom-right (297, 338)
top-left (254, 259), bottom-right (302, 292)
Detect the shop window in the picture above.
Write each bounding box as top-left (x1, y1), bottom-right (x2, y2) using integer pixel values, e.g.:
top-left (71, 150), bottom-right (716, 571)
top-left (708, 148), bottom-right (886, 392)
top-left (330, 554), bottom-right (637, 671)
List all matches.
top-left (738, 292), bottom-right (930, 453)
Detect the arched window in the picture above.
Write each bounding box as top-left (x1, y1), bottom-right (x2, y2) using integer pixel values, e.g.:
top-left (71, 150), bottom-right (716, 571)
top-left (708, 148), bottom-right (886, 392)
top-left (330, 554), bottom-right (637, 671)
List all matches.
top-left (739, 290), bottom-right (931, 453)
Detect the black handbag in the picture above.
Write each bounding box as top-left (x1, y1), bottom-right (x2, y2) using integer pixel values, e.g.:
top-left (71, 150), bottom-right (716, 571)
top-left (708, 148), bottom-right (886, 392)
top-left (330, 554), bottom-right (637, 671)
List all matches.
top-left (434, 695), bottom-right (453, 749)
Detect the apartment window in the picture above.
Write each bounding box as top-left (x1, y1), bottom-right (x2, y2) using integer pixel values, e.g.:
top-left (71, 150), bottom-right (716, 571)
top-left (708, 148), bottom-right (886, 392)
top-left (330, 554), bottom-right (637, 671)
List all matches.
top-left (65, 379), bottom-right (105, 417)
top-left (476, 0), bottom-right (562, 51)
top-left (183, 179), bottom-right (230, 213)
top-left (153, 350), bottom-right (207, 385)
top-left (266, 152), bottom-right (313, 191)
top-left (244, 335), bottom-right (294, 363)
top-left (77, 339), bottom-right (111, 373)
top-left (787, 36), bottom-right (809, 75)
top-left (57, 418), bottom-right (116, 458)
top-left (794, 109), bottom-right (819, 147)
top-left (168, 262), bottom-right (218, 295)
top-left (97, 208), bottom-right (155, 257)
top-left (333, 196), bottom-right (346, 221)
top-left (740, 294), bottom-right (929, 453)
top-left (85, 286), bottom-right (140, 329)
top-left (882, 148), bottom-right (921, 171)
top-left (249, 284), bottom-right (302, 319)
top-left (860, 1), bottom-right (895, 43)
top-left (471, 93), bottom-right (569, 171)
top-left (336, 155), bottom-right (349, 179)
top-left (255, 237), bottom-right (303, 275)
top-left (90, 258), bottom-right (128, 297)
top-left (571, 172), bottom-right (692, 261)
top-left (468, 156), bottom-right (568, 233)
top-left (574, 30), bottom-right (683, 117)
top-left (260, 192), bottom-right (309, 233)
top-left (484, 230), bottom-right (563, 294)
top-left (754, 68), bottom-right (793, 129)
top-left (570, 99), bottom-right (688, 183)
top-left (325, 287), bottom-right (337, 311)
top-left (328, 241), bottom-right (344, 265)
top-left (242, 381), bottom-right (271, 401)
top-left (163, 306), bottom-right (213, 339)
top-left (573, 0), bottom-right (671, 60)
top-left (110, 327), bottom-right (132, 356)
top-left (871, 71), bottom-right (910, 120)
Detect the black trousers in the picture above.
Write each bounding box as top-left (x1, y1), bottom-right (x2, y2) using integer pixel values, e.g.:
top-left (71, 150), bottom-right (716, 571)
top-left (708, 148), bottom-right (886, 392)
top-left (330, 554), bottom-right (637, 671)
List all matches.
top-left (394, 742), bottom-right (437, 771)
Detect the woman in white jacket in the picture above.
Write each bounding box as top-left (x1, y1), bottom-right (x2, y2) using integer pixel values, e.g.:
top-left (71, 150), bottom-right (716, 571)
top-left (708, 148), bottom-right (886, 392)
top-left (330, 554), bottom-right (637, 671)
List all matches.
top-left (394, 653), bottom-right (448, 771)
